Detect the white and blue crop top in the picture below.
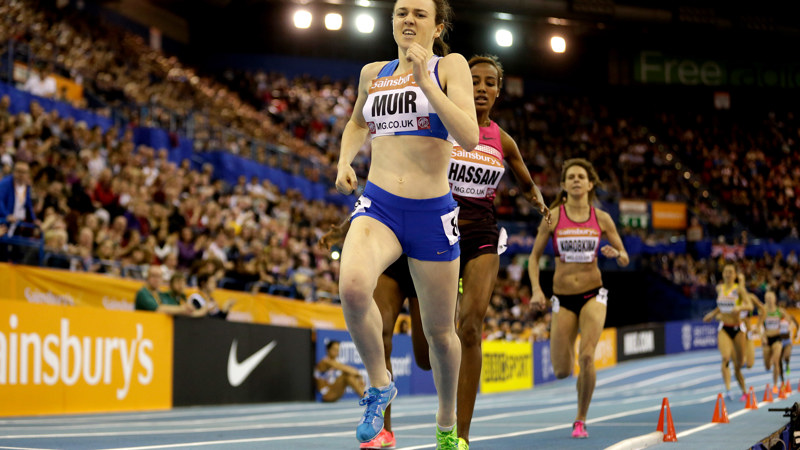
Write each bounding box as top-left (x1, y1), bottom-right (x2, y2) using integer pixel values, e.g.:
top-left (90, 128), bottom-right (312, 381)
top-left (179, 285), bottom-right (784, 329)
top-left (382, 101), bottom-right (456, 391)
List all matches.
top-left (361, 56), bottom-right (449, 141)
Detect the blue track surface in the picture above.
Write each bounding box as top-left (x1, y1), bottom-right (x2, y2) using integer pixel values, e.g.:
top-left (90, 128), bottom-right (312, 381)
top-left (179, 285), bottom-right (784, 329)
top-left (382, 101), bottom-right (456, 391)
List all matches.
top-left (0, 348), bottom-right (795, 449)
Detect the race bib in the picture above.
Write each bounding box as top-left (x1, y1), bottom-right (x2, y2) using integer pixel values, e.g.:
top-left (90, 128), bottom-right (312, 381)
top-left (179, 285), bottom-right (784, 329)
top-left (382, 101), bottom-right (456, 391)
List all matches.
top-left (350, 195), bottom-right (372, 218)
top-left (440, 206), bottom-right (460, 246)
top-left (497, 227), bottom-right (508, 255)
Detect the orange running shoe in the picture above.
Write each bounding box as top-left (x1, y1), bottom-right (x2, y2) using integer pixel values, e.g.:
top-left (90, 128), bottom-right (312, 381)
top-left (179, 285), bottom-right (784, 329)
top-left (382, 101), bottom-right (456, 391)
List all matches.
top-left (360, 428), bottom-right (396, 449)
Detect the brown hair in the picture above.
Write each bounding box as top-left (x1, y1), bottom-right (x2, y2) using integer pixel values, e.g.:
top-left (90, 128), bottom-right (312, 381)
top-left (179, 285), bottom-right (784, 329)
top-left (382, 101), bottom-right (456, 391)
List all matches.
top-left (468, 54), bottom-right (504, 89)
top-left (432, 0), bottom-right (453, 56)
top-left (395, 0), bottom-right (453, 56)
top-left (550, 158), bottom-right (602, 208)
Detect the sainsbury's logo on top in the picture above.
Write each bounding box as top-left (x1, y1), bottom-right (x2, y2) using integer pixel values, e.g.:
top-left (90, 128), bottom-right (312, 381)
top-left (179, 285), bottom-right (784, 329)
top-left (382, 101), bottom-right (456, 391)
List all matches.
top-left (0, 301), bottom-right (173, 416)
top-left (371, 73), bottom-right (415, 90)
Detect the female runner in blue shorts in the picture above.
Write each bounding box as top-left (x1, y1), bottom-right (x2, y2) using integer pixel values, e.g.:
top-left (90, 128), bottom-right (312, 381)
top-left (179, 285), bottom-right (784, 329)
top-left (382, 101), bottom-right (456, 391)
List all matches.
top-left (335, 0), bottom-right (478, 447)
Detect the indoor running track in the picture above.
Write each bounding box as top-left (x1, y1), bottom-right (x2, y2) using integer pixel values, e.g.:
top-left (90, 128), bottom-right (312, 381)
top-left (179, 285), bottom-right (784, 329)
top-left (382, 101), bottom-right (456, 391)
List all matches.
top-left (1, 348), bottom-right (796, 450)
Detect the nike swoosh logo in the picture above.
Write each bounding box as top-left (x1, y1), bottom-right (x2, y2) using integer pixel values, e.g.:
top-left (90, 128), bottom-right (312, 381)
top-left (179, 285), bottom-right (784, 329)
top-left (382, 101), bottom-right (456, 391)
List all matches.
top-left (482, 135), bottom-right (494, 140)
top-left (227, 339), bottom-right (277, 387)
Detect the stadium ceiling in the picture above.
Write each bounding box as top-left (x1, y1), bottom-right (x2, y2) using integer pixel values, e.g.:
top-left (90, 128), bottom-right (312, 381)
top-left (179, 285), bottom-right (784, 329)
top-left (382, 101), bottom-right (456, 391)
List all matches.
top-left (146, 0), bottom-right (800, 35)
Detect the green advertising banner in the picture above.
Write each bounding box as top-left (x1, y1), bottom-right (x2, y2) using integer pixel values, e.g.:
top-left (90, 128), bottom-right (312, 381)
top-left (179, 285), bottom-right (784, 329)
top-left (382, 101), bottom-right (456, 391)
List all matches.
top-left (635, 51), bottom-right (800, 88)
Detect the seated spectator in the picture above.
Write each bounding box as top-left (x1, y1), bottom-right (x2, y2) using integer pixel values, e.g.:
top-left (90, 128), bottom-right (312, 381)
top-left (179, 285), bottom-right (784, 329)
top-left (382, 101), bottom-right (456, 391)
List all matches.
top-left (291, 253), bottom-right (315, 301)
top-left (68, 226), bottom-right (95, 270)
top-left (92, 238), bottom-right (120, 276)
top-left (177, 226), bottom-right (203, 269)
top-left (0, 161), bottom-right (37, 235)
top-left (161, 272), bottom-right (188, 305)
top-left (160, 272), bottom-right (203, 317)
top-left (313, 340), bottom-right (366, 403)
top-left (188, 273), bottom-right (235, 319)
top-left (44, 228), bottom-right (68, 253)
top-left (22, 64), bottom-right (57, 99)
top-left (161, 252), bottom-right (179, 283)
top-left (250, 245), bottom-right (276, 294)
top-left (134, 265), bottom-right (193, 315)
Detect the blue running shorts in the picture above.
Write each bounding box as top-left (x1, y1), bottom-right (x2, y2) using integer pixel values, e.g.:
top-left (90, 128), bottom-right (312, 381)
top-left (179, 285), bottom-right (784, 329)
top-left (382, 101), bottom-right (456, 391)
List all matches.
top-left (350, 182), bottom-right (460, 262)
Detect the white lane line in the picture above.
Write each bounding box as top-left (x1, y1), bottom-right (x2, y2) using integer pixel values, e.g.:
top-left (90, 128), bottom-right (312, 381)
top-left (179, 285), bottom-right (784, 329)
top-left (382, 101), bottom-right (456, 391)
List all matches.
top-left (1, 377), bottom-right (768, 440)
top-left (675, 401), bottom-right (765, 438)
top-left (603, 431), bottom-right (664, 450)
top-left (91, 394), bottom-right (722, 450)
top-left (596, 354), bottom-right (721, 386)
top-left (604, 395), bottom-right (782, 448)
top-left (0, 447), bottom-right (58, 450)
top-left (0, 404), bottom-right (319, 426)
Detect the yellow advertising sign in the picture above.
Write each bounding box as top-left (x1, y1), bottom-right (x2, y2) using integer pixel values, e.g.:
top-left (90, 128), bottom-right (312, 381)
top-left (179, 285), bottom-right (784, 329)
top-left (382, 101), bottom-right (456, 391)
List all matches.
top-left (211, 290), bottom-right (347, 330)
top-left (574, 328), bottom-right (617, 375)
top-left (0, 263), bottom-right (347, 330)
top-left (480, 340), bottom-right (533, 394)
top-left (0, 301), bottom-right (172, 416)
top-left (1, 263), bottom-right (139, 310)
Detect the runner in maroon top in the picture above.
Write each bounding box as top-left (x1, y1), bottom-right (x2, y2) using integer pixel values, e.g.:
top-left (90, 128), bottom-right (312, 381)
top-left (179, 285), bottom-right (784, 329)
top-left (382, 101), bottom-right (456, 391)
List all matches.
top-left (447, 55), bottom-right (549, 449)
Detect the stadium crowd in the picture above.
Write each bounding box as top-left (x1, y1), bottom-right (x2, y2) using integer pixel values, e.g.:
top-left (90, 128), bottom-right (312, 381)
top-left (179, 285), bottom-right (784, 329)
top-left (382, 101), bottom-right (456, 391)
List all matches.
top-left (1, 0), bottom-right (799, 342)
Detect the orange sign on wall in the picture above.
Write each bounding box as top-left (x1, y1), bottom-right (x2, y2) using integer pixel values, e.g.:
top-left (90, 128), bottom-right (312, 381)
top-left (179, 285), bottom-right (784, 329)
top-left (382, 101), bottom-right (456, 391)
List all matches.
top-left (0, 301), bottom-right (173, 416)
top-left (2, 263), bottom-right (139, 310)
top-left (651, 201), bottom-right (687, 230)
top-left (574, 327), bottom-right (617, 375)
top-left (0, 263), bottom-right (348, 330)
top-left (13, 62), bottom-right (84, 102)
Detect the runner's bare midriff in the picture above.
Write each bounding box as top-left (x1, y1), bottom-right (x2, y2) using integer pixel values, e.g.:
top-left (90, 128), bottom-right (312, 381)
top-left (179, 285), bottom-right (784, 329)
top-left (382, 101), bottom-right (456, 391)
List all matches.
top-left (369, 135), bottom-right (452, 199)
top-left (553, 260), bottom-right (603, 295)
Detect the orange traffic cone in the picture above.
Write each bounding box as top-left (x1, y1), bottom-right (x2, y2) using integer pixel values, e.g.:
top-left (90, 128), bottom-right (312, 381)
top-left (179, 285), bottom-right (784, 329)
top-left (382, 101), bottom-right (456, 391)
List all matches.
top-left (745, 386), bottom-right (758, 409)
top-left (763, 384), bottom-right (774, 403)
top-left (657, 397), bottom-right (678, 442)
top-left (786, 379), bottom-right (793, 395)
top-left (712, 393), bottom-right (730, 423)
top-left (779, 382), bottom-right (789, 400)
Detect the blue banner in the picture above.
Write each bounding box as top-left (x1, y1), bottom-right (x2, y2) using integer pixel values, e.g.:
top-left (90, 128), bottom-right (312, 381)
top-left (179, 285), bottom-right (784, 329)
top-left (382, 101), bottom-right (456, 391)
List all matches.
top-left (315, 329), bottom-right (423, 401)
top-left (533, 341), bottom-right (557, 386)
top-left (0, 81), bottom-right (113, 131)
top-left (664, 320), bottom-right (718, 354)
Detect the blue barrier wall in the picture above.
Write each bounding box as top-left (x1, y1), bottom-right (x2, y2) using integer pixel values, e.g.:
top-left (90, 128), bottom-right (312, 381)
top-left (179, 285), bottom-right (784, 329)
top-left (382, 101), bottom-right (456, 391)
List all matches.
top-left (664, 320), bottom-right (719, 354)
top-left (315, 329), bottom-right (435, 402)
top-left (0, 82), bottom-right (113, 131)
top-left (533, 340), bottom-right (557, 386)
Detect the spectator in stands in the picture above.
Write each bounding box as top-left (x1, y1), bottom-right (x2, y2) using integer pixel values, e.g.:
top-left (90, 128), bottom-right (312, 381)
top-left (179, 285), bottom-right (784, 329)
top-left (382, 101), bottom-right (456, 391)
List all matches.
top-left (44, 228), bottom-right (68, 254)
top-left (686, 216), bottom-right (704, 257)
top-left (161, 251), bottom-right (179, 282)
top-left (68, 226), bottom-right (95, 270)
top-left (0, 161), bottom-right (37, 236)
top-left (92, 238), bottom-right (119, 275)
top-left (205, 229), bottom-right (234, 272)
top-left (250, 244), bottom-right (277, 294)
top-left (22, 64), bottom-right (57, 99)
top-left (291, 252), bottom-right (316, 301)
top-left (126, 200), bottom-right (152, 238)
top-left (159, 272), bottom-right (201, 317)
top-left (188, 272), bottom-right (235, 319)
top-left (314, 340), bottom-right (366, 403)
top-left (134, 265), bottom-right (193, 315)
top-left (176, 227), bottom-right (202, 269)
